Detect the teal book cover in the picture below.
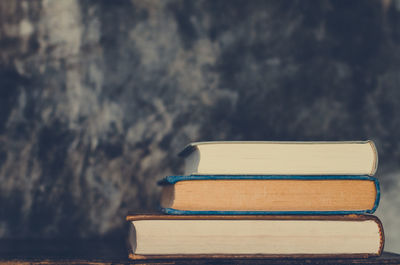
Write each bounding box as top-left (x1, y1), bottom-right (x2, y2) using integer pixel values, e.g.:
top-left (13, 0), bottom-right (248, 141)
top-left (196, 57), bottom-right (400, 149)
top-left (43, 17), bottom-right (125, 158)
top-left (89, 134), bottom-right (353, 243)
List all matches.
top-left (158, 175), bottom-right (380, 215)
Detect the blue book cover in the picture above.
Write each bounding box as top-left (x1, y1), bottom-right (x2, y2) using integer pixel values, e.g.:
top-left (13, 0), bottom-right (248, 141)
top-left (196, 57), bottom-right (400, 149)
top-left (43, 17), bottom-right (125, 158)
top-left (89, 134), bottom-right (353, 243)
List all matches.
top-left (158, 175), bottom-right (380, 215)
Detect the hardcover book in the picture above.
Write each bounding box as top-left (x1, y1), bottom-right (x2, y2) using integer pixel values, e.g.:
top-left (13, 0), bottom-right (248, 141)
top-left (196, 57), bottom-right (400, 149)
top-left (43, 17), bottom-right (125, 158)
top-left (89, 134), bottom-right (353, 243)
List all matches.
top-left (159, 175), bottom-right (380, 215)
top-left (126, 214), bottom-right (384, 259)
top-left (180, 141), bottom-right (378, 176)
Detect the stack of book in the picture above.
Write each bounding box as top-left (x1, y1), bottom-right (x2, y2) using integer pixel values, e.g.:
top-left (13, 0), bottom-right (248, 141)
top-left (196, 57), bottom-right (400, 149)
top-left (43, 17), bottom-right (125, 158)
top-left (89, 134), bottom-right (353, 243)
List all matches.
top-left (127, 141), bottom-right (384, 259)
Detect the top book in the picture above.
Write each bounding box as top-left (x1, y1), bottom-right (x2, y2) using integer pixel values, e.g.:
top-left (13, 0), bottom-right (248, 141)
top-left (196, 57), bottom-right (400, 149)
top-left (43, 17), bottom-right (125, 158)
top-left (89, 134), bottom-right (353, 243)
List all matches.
top-left (179, 141), bottom-right (378, 176)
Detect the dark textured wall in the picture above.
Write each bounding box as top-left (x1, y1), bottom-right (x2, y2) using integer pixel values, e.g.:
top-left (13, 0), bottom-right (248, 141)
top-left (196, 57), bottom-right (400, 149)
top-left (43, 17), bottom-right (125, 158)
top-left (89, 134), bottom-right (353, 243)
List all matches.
top-left (1, 0), bottom-right (400, 251)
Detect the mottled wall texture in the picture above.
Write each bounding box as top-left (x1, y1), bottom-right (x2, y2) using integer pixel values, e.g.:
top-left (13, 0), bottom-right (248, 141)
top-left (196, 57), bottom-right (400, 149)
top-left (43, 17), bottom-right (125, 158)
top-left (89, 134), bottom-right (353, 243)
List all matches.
top-left (1, 0), bottom-right (400, 251)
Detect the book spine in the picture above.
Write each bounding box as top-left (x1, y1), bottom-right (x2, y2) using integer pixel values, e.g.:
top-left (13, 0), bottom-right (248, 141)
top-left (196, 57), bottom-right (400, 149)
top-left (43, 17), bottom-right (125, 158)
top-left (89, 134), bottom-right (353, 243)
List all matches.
top-left (368, 140), bottom-right (379, 175)
top-left (375, 215), bottom-right (385, 256)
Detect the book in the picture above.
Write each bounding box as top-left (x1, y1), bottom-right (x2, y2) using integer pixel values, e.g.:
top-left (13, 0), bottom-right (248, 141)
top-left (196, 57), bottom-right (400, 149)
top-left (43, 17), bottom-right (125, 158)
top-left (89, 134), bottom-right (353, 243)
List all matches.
top-left (159, 175), bottom-right (380, 215)
top-left (180, 141), bottom-right (378, 176)
top-left (126, 214), bottom-right (384, 259)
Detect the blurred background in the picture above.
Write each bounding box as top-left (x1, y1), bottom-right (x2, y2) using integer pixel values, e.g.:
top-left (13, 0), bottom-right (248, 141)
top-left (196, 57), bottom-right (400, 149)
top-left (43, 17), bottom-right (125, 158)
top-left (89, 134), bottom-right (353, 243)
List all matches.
top-left (0, 0), bottom-right (400, 252)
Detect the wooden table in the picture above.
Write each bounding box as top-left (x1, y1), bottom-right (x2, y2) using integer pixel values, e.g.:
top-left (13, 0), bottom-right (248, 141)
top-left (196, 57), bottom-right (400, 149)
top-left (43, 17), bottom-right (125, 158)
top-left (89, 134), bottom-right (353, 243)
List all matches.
top-left (1, 239), bottom-right (400, 264)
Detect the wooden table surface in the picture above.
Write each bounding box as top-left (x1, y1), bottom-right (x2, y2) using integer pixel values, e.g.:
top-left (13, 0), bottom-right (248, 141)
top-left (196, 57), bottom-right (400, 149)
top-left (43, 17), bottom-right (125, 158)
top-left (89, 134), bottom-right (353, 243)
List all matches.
top-left (0, 239), bottom-right (400, 264)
